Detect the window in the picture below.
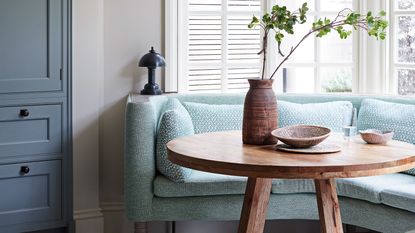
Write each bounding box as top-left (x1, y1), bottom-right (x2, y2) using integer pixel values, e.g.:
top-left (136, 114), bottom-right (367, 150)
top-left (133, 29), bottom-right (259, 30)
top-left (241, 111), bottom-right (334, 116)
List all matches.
top-left (168, 1), bottom-right (404, 95)
top-left (177, 0), bottom-right (264, 93)
top-left (390, 0), bottom-right (415, 95)
top-left (276, 0), bottom-right (356, 93)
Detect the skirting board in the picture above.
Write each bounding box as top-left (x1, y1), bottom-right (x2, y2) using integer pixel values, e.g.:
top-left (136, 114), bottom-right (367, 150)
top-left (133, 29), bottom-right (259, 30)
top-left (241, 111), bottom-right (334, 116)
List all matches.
top-left (101, 202), bottom-right (135, 233)
top-left (74, 208), bottom-right (104, 233)
top-left (101, 202), bottom-right (124, 212)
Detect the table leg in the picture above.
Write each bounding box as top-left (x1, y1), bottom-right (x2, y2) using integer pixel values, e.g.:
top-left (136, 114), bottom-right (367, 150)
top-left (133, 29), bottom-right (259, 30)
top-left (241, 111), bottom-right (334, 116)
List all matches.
top-left (237, 177), bottom-right (272, 233)
top-left (315, 179), bottom-right (344, 233)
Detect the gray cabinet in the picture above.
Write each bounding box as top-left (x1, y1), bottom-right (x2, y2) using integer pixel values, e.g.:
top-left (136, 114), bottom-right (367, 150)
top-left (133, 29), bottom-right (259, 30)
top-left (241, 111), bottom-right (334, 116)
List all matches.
top-left (0, 0), bottom-right (63, 94)
top-left (0, 0), bottom-right (71, 232)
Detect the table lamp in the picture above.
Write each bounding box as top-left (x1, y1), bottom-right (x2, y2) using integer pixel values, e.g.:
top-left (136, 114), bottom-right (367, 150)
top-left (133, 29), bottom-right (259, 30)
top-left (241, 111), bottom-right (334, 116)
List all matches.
top-left (138, 46), bottom-right (166, 95)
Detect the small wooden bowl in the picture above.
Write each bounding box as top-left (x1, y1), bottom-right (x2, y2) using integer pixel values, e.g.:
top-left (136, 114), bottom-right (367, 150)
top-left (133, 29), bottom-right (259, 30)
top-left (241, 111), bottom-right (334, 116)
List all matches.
top-left (360, 129), bottom-right (394, 144)
top-left (271, 125), bottom-right (331, 148)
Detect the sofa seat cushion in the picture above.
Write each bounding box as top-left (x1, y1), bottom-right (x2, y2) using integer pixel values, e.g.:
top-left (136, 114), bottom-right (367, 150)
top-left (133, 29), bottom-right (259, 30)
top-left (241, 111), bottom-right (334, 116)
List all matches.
top-left (380, 183), bottom-right (415, 213)
top-left (271, 179), bottom-right (315, 194)
top-left (336, 174), bottom-right (415, 203)
top-left (154, 170), bottom-right (248, 197)
top-left (271, 174), bottom-right (415, 204)
top-left (278, 100), bottom-right (354, 132)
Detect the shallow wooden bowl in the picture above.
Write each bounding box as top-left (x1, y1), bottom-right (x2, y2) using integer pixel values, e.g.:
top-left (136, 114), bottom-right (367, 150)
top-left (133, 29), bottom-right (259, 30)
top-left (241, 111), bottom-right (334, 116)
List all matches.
top-left (360, 129), bottom-right (394, 144)
top-left (271, 125), bottom-right (331, 148)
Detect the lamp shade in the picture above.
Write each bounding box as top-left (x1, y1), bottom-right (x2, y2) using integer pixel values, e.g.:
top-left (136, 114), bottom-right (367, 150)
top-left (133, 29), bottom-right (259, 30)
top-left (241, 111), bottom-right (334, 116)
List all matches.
top-left (138, 47), bottom-right (166, 68)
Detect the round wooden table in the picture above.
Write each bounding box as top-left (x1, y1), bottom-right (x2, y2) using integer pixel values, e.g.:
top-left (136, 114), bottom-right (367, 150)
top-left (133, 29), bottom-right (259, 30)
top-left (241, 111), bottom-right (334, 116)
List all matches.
top-left (167, 131), bottom-right (415, 233)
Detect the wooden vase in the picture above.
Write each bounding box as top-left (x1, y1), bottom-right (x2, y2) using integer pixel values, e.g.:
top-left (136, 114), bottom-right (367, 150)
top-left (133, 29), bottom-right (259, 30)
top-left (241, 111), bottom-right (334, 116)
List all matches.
top-left (243, 79), bottom-right (278, 145)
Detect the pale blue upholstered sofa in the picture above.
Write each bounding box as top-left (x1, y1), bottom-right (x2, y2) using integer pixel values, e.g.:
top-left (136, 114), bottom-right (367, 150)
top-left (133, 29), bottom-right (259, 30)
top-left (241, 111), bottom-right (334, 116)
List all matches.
top-left (125, 94), bottom-right (415, 233)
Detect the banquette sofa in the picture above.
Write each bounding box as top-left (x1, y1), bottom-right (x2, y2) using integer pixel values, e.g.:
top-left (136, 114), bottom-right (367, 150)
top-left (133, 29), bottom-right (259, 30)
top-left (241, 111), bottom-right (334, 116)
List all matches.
top-left (124, 93), bottom-right (415, 233)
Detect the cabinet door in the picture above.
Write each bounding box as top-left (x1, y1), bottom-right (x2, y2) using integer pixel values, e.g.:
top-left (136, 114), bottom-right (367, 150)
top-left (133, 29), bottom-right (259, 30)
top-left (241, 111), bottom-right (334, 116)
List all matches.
top-left (0, 0), bottom-right (62, 94)
top-left (0, 103), bottom-right (62, 159)
top-left (0, 160), bottom-right (62, 226)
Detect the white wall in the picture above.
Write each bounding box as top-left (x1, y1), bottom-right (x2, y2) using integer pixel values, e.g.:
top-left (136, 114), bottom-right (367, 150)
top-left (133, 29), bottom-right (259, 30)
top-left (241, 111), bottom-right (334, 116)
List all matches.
top-left (100, 0), bottom-right (164, 203)
top-left (72, 0), bottom-right (104, 231)
top-left (100, 0), bottom-right (165, 232)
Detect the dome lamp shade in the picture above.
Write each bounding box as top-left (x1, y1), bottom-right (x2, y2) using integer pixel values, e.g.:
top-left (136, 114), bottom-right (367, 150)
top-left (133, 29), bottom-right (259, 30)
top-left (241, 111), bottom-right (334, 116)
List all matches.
top-left (139, 47), bottom-right (166, 68)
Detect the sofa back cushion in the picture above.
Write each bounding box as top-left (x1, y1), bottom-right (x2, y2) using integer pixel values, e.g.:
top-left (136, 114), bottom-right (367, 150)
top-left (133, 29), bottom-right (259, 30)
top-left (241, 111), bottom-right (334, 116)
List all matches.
top-left (358, 98), bottom-right (415, 175)
top-left (156, 99), bottom-right (194, 182)
top-left (183, 102), bottom-right (243, 134)
top-left (181, 100), bottom-right (354, 134)
top-left (278, 100), bottom-right (354, 132)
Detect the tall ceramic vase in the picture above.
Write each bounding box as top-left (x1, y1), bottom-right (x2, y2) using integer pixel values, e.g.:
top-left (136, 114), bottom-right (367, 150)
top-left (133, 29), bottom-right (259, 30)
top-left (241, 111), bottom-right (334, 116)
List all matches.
top-left (243, 79), bottom-right (278, 145)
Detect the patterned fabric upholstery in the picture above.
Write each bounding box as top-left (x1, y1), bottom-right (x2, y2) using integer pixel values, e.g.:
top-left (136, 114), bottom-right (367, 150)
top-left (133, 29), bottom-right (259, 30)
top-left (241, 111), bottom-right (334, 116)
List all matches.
top-left (154, 170), bottom-right (247, 197)
top-left (381, 183), bottom-right (415, 213)
top-left (358, 99), bottom-right (415, 175)
top-left (156, 99), bottom-right (194, 182)
top-left (183, 102), bottom-right (243, 134)
top-left (154, 172), bottom-right (415, 208)
top-left (278, 100), bottom-right (353, 132)
top-left (126, 93), bottom-right (415, 229)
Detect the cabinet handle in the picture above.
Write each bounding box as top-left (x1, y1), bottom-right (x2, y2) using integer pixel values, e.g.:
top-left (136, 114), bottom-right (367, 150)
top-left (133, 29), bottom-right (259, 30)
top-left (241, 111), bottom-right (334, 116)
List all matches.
top-left (20, 109), bottom-right (30, 117)
top-left (20, 166), bottom-right (30, 174)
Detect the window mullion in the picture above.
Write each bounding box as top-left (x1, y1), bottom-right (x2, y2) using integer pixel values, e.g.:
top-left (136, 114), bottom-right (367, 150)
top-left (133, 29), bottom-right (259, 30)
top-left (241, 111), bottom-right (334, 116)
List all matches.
top-left (352, 0), bottom-right (360, 94)
top-left (221, 0), bottom-right (228, 92)
top-left (178, 0), bottom-right (189, 92)
top-left (314, 1), bottom-right (321, 93)
top-left (390, 0), bottom-right (398, 94)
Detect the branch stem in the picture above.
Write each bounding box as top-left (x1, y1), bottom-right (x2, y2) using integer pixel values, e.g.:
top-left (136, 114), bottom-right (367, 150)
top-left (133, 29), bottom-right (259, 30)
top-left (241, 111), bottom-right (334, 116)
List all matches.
top-left (269, 17), bottom-right (360, 80)
top-left (269, 22), bottom-right (336, 80)
top-left (261, 31), bottom-right (268, 80)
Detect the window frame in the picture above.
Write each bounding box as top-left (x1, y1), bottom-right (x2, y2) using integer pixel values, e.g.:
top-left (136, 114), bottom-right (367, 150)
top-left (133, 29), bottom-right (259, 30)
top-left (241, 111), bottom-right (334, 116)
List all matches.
top-left (388, 0), bottom-right (415, 95)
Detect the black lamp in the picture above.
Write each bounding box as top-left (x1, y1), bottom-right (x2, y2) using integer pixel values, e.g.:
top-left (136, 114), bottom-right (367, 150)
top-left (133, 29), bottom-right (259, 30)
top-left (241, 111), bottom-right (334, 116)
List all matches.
top-left (138, 46), bottom-right (166, 95)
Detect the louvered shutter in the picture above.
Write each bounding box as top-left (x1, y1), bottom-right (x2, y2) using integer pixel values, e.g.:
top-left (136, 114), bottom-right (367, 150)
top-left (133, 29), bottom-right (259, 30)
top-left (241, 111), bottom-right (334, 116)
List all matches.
top-left (180, 0), bottom-right (263, 93)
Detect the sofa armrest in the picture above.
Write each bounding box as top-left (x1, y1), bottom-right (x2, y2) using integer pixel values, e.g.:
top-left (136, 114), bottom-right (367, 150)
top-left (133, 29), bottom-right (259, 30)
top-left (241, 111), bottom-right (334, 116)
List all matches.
top-left (124, 100), bottom-right (157, 220)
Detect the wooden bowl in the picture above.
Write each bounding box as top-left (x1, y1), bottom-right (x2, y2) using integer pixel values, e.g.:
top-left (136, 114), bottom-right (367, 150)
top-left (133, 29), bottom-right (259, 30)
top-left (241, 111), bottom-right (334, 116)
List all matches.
top-left (271, 125), bottom-right (331, 148)
top-left (360, 129), bottom-right (394, 144)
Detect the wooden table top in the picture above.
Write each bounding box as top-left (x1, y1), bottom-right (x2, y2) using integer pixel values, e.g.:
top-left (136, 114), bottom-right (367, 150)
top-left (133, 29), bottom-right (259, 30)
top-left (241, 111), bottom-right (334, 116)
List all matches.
top-left (167, 131), bottom-right (415, 179)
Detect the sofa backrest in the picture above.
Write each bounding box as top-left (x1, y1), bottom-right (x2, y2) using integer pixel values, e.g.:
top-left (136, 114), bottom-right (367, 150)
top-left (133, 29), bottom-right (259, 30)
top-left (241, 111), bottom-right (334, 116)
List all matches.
top-left (146, 93), bottom-right (415, 132)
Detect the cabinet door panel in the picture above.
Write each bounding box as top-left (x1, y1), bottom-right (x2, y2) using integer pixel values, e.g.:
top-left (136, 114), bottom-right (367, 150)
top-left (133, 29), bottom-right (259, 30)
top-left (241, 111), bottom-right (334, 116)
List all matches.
top-left (0, 103), bottom-right (62, 158)
top-left (0, 0), bottom-right (62, 94)
top-left (0, 160), bottom-right (62, 226)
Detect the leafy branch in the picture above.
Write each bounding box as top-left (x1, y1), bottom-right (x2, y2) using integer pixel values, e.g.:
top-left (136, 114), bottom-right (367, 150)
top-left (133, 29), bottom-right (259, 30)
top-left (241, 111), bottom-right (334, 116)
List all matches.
top-left (248, 3), bottom-right (388, 80)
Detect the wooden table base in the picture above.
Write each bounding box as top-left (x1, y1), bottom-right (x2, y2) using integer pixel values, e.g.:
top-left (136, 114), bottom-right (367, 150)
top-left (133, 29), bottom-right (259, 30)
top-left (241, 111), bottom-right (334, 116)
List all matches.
top-left (315, 179), bottom-right (344, 233)
top-left (237, 177), bottom-right (272, 233)
top-left (237, 178), bottom-right (344, 233)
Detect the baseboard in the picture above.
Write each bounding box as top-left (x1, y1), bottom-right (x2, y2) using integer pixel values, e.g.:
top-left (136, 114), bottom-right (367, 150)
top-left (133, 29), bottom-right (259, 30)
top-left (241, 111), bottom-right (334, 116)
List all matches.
top-left (74, 208), bottom-right (104, 220)
top-left (101, 201), bottom-right (134, 233)
top-left (101, 202), bottom-right (124, 212)
top-left (74, 208), bottom-right (104, 233)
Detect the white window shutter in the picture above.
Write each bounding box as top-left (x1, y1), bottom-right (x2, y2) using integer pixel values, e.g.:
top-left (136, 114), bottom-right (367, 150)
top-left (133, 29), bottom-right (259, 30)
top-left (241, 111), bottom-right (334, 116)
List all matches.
top-left (181, 0), bottom-right (263, 93)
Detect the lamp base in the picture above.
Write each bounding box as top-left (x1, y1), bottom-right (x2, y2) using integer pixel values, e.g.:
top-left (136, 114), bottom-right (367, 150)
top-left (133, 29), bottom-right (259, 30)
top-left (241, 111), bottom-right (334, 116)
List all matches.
top-left (141, 83), bottom-right (162, 95)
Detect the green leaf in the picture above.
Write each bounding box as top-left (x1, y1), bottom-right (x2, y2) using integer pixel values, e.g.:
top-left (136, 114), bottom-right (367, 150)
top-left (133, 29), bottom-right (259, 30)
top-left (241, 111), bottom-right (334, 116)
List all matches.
top-left (248, 15), bottom-right (259, 28)
top-left (379, 32), bottom-right (386, 40)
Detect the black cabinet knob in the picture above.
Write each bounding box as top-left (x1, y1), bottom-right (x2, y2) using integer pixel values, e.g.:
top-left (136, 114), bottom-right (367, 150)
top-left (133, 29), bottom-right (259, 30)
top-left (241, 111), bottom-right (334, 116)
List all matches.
top-left (20, 166), bottom-right (30, 174)
top-left (20, 109), bottom-right (30, 117)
